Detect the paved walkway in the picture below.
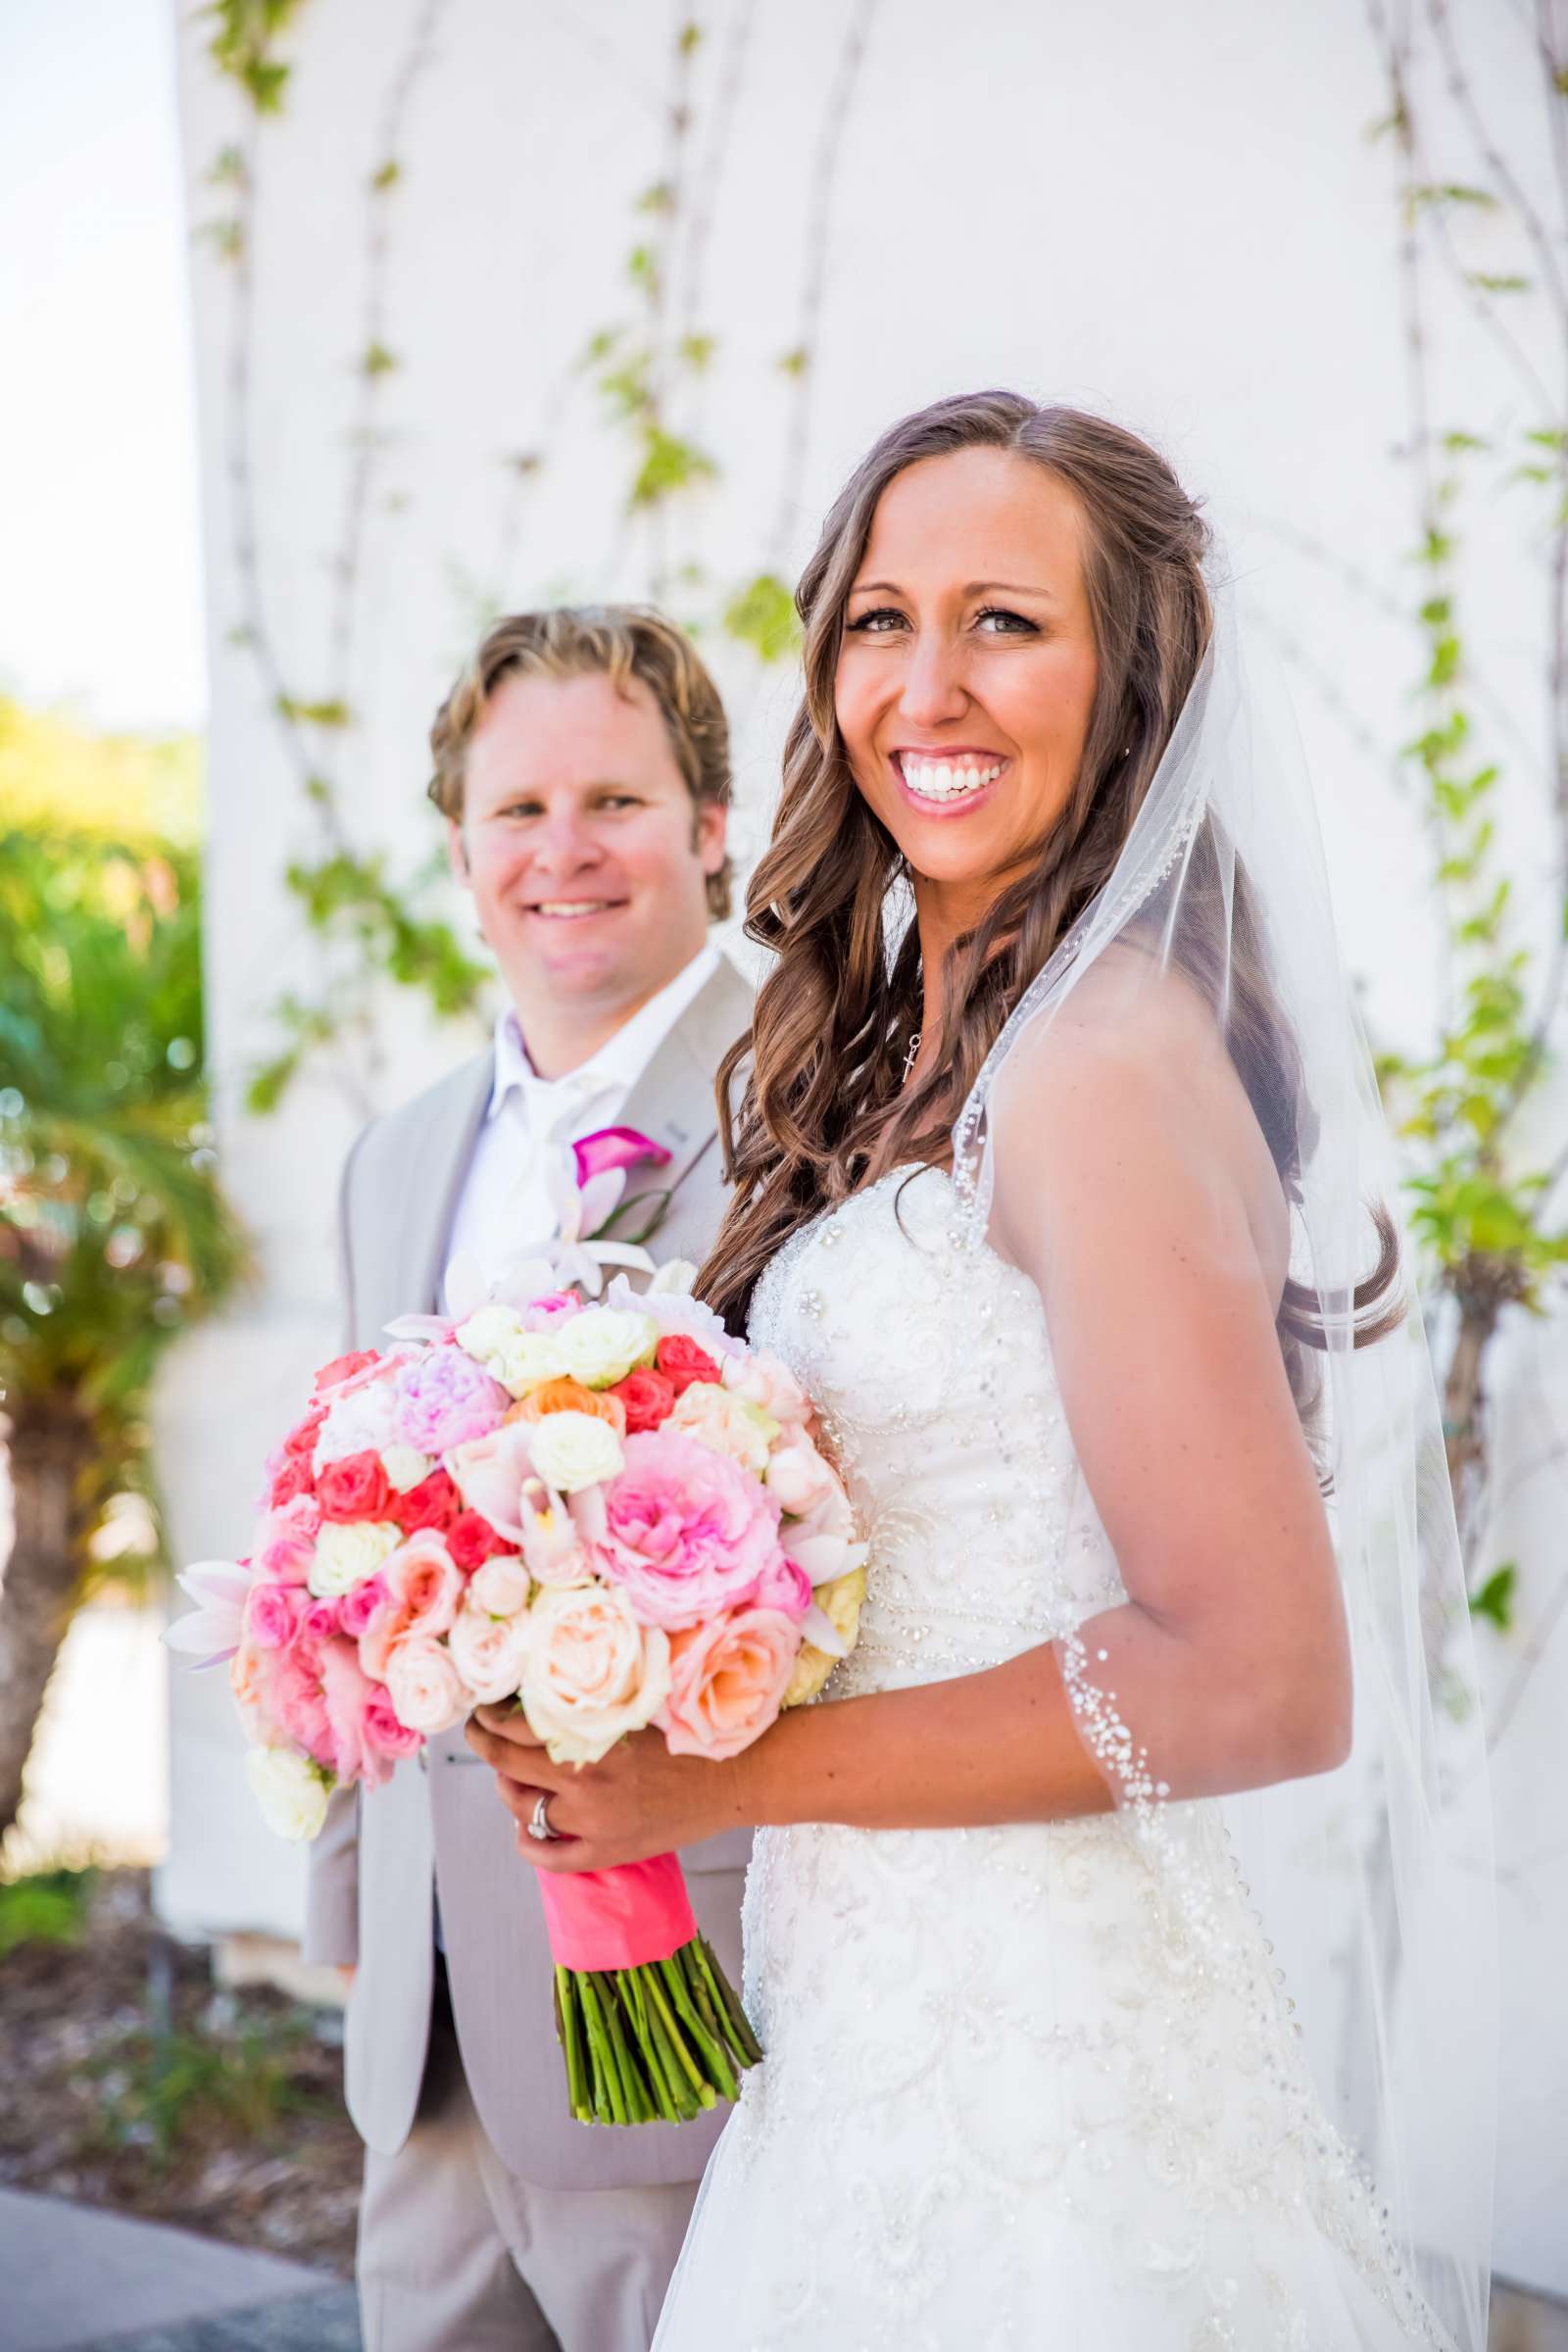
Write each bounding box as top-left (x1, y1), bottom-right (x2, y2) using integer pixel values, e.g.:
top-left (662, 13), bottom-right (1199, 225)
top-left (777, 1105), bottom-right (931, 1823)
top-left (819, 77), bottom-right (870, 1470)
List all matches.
top-left (0, 2190), bottom-right (359, 2352)
top-left (5, 2181), bottom-right (1566, 2352)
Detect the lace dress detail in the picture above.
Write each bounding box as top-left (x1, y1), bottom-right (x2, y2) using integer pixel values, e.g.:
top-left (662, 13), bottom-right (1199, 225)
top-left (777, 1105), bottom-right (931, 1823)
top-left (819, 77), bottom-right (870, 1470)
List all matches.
top-left (653, 1168), bottom-right (1452, 2352)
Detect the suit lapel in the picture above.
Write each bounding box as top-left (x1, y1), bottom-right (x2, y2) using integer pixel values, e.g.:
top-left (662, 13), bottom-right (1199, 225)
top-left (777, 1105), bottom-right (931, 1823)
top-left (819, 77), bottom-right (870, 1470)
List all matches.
top-left (613, 956), bottom-right (752, 1236)
top-left (367, 1053), bottom-right (494, 1334)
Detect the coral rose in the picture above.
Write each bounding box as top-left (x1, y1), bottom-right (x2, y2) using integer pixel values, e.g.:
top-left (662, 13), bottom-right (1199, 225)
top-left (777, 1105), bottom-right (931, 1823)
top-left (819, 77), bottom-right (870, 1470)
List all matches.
top-left (656, 1334), bottom-right (722, 1396)
top-left (315, 1348), bottom-right (380, 1395)
top-left (659, 1607), bottom-right (798, 1760)
top-left (363, 1683), bottom-right (423, 1759)
top-left (609, 1367), bottom-right (675, 1434)
top-left (447, 1509), bottom-right (512, 1573)
top-left (392, 1467), bottom-right (463, 1536)
top-left (316, 1446), bottom-right (395, 1524)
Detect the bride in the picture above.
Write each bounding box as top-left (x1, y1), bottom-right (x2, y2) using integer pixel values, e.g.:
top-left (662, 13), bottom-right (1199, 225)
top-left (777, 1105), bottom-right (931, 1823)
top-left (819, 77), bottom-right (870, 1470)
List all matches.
top-left (470, 392), bottom-right (1495, 2349)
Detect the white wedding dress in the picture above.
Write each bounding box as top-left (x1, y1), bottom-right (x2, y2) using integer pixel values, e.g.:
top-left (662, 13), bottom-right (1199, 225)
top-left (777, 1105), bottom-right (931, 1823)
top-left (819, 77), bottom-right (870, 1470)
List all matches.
top-left (653, 1164), bottom-right (1452, 2352)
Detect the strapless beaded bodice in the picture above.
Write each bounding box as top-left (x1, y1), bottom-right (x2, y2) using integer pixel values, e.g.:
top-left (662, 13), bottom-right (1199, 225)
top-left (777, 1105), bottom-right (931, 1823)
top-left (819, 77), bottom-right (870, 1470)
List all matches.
top-left (749, 1162), bottom-right (1124, 1691)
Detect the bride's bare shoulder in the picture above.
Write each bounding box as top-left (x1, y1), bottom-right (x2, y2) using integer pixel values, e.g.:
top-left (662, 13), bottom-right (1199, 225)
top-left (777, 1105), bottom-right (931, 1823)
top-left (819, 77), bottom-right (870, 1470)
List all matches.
top-left (989, 947), bottom-right (1290, 1292)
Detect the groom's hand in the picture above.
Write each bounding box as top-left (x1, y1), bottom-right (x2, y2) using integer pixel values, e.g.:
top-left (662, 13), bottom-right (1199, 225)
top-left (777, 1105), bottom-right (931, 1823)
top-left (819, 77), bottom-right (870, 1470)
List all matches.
top-left (464, 1704), bottom-right (746, 1872)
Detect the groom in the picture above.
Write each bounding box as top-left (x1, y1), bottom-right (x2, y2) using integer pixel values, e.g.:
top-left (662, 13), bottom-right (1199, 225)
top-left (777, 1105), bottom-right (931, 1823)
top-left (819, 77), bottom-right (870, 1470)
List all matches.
top-left (302, 607), bottom-right (754, 2352)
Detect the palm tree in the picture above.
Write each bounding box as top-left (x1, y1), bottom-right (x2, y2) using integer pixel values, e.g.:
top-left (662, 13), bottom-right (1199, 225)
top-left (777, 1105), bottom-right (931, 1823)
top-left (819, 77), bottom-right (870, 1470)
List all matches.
top-left (0, 826), bottom-right (247, 1841)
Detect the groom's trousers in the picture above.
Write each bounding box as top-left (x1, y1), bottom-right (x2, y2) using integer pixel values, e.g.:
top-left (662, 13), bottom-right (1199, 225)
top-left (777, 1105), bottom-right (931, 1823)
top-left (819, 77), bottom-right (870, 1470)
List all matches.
top-left (356, 1970), bottom-right (696, 2352)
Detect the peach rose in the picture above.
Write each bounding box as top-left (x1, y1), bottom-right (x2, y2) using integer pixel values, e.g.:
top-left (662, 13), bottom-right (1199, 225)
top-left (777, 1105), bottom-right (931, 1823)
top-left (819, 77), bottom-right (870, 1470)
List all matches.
top-left (665, 1381), bottom-right (775, 1474)
top-left (519, 1584), bottom-right (670, 1766)
top-left (447, 1599), bottom-right (532, 1705)
top-left (505, 1376), bottom-right (627, 1440)
top-left (385, 1634), bottom-right (468, 1735)
top-left (358, 1531), bottom-right (464, 1681)
top-left (658, 1607), bottom-right (798, 1761)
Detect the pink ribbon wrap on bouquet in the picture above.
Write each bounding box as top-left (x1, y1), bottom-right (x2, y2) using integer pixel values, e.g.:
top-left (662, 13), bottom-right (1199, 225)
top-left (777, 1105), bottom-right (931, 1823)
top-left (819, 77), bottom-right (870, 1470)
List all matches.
top-left (535, 1851), bottom-right (699, 1973)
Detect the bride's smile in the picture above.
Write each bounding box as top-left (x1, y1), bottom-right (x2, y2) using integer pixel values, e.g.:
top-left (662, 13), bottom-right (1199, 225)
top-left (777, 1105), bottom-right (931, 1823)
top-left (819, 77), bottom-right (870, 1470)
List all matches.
top-left (835, 441), bottom-right (1100, 926)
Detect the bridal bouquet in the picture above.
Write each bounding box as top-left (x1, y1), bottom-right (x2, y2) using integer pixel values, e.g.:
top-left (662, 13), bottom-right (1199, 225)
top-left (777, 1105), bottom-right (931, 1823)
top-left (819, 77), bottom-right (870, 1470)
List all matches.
top-left (168, 1224), bottom-right (865, 2129)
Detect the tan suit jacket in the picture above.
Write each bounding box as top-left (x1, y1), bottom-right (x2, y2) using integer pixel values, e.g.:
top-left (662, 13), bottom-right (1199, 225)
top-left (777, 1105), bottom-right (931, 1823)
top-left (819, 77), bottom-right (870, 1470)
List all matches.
top-left (304, 956), bottom-right (754, 2190)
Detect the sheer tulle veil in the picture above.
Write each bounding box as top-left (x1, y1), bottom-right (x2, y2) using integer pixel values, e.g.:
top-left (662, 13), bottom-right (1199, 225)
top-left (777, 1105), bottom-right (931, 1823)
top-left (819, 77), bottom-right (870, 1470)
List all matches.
top-left (951, 577), bottom-right (1496, 2351)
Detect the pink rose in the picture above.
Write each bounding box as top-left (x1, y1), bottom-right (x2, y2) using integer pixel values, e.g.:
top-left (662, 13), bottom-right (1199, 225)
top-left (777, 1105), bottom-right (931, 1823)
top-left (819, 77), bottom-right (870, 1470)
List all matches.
top-left (523, 1292), bottom-right (582, 1333)
top-left (271, 1642), bottom-right (332, 1766)
top-left (385, 1635), bottom-right (468, 1735)
top-left (339, 1572), bottom-right (389, 1640)
top-left (319, 1639), bottom-right (392, 1788)
top-left (392, 1348), bottom-right (509, 1454)
top-left (755, 1553), bottom-right (812, 1621)
top-left (658, 1608), bottom-right (798, 1761)
top-left (255, 1494), bottom-right (322, 1586)
top-left (363, 1682), bottom-right (423, 1759)
top-left (301, 1595), bottom-right (342, 1642)
top-left (267, 1450), bottom-right (316, 1510)
top-left (244, 1580), bottom-right (308, 1650)
top-left (597, 1432), bottom-right (787, 1631)
top-left (358, 1533), bottom-right (464, 1681)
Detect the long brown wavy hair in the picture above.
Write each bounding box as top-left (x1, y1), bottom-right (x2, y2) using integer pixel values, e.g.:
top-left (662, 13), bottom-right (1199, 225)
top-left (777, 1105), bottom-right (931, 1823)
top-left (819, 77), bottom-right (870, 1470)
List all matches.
top-left (699, 392), bottom-right (1397, 1416)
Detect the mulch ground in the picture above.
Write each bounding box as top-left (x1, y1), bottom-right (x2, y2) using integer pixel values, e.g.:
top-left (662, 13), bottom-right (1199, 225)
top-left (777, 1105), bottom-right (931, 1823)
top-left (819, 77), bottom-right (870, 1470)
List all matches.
top-left (0, 1869), bottom-right (360, 2275)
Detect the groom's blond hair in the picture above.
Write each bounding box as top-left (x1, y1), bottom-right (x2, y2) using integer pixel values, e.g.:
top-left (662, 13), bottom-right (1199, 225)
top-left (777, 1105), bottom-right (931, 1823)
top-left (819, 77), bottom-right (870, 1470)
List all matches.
top-left (428, 605), bottom-right (733, 920)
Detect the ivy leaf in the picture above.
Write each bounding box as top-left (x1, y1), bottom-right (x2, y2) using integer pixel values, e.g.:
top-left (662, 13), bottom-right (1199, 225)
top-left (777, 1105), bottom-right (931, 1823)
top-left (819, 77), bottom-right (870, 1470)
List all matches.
top-left (722, 573), bottom-right (801, 663)
top-left (362, 342), bottom-right (399, 377)
top-left (1467, 1564), bottom-right (1516, 1631)
top-left (370, 159), bottom-right (402, 191)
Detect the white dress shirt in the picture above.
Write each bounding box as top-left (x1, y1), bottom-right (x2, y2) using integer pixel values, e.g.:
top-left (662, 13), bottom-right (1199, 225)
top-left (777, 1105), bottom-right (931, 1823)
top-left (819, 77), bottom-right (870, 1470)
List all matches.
top-left (441, 944), bottom-right (721, 1313)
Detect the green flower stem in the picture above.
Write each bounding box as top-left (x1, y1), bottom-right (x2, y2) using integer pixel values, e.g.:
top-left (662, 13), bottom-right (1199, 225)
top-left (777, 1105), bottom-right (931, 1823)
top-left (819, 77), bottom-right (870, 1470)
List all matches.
top-left (594, 1971), bottom-right (655, 2124)
top-left (549, 1943), bottom-right (764, 2126)
top-left (657, 1955), bottom-right (737, 2102)
top-left (690, 1936), bottom-right (764, 2066)
top-left (579, 1976), bottom-right (629, 2126)
top-left (644, 1968), bottom-right (714, 2112)
top-left (554, 1967), bottom-right (590, 2122)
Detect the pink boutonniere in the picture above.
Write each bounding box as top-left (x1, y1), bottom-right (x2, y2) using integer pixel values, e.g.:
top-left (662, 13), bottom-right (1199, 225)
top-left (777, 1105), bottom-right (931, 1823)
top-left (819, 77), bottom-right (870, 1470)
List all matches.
top-left (570, 1126), bottom-right (671, 1188)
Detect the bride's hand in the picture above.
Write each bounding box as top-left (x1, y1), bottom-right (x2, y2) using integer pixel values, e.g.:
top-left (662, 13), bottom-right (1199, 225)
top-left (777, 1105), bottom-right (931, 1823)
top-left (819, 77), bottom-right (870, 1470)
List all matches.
top-left (464, 1703), bottom-right (751, 1872)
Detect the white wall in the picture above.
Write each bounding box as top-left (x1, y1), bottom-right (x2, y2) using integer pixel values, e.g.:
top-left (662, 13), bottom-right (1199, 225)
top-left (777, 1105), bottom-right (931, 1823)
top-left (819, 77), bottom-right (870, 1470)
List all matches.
top-left (161, 0), bottom-right (1566, 2289)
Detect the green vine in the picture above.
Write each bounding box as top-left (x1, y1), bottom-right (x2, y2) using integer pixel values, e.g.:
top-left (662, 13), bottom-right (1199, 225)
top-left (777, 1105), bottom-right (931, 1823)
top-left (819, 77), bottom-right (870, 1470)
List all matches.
top-left (1365, 1), bottom-right (1568, 1682)
top-left (193, 7), bottom-right (865, 1113)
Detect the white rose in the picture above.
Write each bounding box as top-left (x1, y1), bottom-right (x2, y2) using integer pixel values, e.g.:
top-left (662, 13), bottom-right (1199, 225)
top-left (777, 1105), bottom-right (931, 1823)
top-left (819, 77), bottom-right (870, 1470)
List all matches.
top-left (313, 1376), bottom-right (400, 1469)
top-left (379, 1443), bottom-right (433, 1493)
top-left (556, 1307), bottom-right (659, 1391)
top-left (309, 1518), bottom-right (403, 1597)
top-left (457, 1307), bottom-right (566, 1397)
top-left (246, 1745), bottom-right (331, 1840)
top-left (667, 1382), bottom-right (775, 1474)
top-left (521, 1584), bottom-right (670, 1765)
top-left (527, 1410), bottom-right (624, 1494)
top-left (447, 1601), bottom-right (532, 1704)
top-left (468, 1553), bottom-right (530, 1617)
top-left (385, 1635), bottom-right (469, 1735)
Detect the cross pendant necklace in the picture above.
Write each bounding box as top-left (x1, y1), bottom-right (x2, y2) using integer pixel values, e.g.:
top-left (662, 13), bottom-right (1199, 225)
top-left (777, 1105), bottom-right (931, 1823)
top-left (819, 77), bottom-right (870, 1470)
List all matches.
top-left (901, 1030), bottom-right (922, 1088)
